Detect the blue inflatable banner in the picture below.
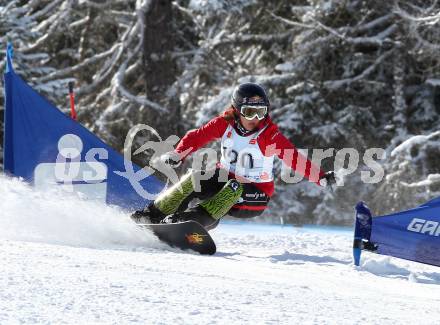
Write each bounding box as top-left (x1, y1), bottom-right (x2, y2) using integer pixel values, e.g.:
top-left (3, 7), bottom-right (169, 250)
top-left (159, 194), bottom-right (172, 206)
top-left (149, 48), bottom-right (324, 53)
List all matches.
top-left (353, 200), bottom-right (440, 267)
top-left (3, 44), bottom-right (164, 211)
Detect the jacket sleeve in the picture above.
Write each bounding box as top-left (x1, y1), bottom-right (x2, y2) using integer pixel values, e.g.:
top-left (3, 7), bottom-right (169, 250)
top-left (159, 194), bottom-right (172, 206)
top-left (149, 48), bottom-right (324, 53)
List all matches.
top-left (264, 127), bottom-right (325, 185)
top-left (175, 116), bottom-right (228, 160)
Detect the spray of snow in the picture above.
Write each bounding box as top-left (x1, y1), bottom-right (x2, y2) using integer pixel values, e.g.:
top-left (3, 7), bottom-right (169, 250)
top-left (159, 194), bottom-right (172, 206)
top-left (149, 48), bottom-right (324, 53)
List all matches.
top-left (0, 174), bottom-right (163, 250)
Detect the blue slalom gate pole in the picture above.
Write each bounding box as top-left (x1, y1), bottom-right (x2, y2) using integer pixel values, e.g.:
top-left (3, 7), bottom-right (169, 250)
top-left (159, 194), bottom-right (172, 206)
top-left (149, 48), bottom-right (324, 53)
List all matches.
top-left (353, 202), bottom-right (373, 266)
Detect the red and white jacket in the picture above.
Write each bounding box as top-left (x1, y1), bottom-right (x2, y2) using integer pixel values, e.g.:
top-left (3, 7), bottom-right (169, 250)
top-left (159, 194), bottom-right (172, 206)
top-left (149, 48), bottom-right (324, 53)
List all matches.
top-left (175, 111), bottom-right (324, 197)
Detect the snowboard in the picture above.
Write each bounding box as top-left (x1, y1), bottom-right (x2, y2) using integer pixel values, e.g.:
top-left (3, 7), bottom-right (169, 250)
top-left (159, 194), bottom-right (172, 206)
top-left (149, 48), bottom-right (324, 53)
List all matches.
top-left (139, 221), bottom-right (216, 255)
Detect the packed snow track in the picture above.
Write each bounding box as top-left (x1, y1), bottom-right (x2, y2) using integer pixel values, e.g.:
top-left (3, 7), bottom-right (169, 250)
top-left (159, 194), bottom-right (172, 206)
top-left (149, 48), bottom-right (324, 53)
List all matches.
top-left (0, 176), bottom-right (439, 324)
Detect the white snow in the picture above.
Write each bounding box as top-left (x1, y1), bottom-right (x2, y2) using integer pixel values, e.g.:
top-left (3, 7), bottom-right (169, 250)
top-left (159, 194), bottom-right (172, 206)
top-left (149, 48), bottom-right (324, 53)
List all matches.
top-left (188, 0), bottom-right (224, 12)
top-left (0, 174), bottom-right (439, 324)
top-left (401, 173), bottom-right (440, 188)
top-left (275, 62), bottom-right (295, 72)
top-left (188, 0), bottom-right (255, 12)
top-left (426, 78), bottom-right (440, 87)
top-left (391, 131), bottom-right (440, 157)
top-left (0, 176), bottom-right (159, 250)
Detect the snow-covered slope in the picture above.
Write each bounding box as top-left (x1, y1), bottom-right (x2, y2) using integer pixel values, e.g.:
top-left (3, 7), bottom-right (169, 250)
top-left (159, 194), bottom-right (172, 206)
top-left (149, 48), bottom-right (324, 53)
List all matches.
top-left (0, 175), bottom-right (439, 324)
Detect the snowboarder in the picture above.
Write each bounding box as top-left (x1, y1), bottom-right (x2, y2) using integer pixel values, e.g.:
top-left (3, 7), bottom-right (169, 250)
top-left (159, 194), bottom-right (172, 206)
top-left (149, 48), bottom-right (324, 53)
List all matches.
top-left (131, 82), bottom-right (335, 229)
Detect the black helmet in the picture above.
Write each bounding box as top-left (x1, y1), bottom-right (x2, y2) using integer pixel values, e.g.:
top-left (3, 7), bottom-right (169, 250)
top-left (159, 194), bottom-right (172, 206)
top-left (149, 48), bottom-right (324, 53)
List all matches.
top-left (231, 82), bottom-right (270, 111)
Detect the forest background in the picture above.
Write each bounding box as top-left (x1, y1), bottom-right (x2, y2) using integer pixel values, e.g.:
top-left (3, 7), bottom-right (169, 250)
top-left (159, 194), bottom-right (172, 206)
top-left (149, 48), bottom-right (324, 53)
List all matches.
top-left (1, 0), bottom-right (439, 224)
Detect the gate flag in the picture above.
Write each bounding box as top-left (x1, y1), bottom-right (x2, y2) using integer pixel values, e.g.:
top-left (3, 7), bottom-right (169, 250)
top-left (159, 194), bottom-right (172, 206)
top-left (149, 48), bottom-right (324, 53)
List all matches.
top-left (3, 44), bottom-right (164, 210)
top-left (353, 199), bottom-right (440, 267)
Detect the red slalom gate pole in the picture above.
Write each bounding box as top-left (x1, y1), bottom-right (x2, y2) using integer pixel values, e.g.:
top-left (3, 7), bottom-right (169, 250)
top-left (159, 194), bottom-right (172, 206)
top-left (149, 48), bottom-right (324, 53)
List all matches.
top-left (68, 81), bottom-right (77, 120)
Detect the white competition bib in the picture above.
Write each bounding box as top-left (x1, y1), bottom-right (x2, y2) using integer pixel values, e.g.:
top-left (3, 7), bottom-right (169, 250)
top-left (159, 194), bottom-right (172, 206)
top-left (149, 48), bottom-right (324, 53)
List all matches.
top-left (220, 125), bottom-right (274, 183)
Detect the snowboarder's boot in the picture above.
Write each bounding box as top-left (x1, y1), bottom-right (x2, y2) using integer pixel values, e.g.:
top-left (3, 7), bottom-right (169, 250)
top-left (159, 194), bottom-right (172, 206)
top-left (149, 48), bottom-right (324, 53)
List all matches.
top-left (131, 203), bottom-right (166, 224)
top-left (161, 205), bottom-right (219, 229)
top-left (161, 179), bottom-right (243, 230)
top-left (131, 171), bottom-right (197, 224)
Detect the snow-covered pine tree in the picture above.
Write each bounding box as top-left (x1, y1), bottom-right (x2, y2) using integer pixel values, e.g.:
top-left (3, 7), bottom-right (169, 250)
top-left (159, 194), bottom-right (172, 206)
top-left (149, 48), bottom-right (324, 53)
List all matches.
top-left (1, 0), bottom-right (439, 223)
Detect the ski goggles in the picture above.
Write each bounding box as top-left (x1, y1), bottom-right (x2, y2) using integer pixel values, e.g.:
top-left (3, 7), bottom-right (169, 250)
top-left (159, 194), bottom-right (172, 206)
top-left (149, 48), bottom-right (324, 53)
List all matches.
top-left (240, 105), bottom-right (268, 120)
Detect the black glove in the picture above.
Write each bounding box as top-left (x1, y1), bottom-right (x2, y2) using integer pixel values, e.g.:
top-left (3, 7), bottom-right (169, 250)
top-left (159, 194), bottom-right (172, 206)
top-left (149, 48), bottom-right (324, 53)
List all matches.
top-left (319, 171), bottom-right (336, 186)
